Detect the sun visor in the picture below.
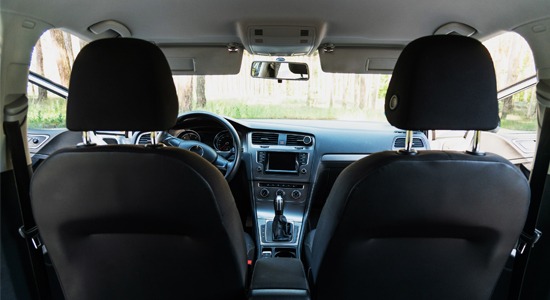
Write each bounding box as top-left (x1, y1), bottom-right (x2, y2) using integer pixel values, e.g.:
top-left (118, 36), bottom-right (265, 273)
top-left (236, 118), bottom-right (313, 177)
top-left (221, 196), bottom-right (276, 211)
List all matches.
top-left (319, 46), bottom-right (403, 74)
top-left (160, 45), bottom-right (243, 75)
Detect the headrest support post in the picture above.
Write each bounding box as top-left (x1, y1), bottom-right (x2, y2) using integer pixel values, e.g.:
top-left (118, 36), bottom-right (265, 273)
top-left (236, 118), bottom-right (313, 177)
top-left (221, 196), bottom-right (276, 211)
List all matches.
top-left (145, 131), bottom-right (166, 148)
top-left (398, 130), bottom-right (417, 155)
top-left (79, 131), bottom-right (96, 147)
top-left (150, 131), bottom-right (159, 145)
top-left (467, 130), bottom-right (485, 155)
top-left (405, 130), bottom-right (414, 152)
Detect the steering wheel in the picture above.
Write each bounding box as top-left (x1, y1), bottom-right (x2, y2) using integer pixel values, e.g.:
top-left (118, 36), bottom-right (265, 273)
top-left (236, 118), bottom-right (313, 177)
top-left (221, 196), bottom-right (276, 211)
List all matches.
top-left (160, 111), bottom-right (242, 181)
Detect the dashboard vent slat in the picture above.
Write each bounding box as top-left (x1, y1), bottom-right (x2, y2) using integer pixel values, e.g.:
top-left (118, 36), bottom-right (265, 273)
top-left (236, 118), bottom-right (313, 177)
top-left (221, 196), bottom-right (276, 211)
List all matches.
top-left (252, 132), bottom-right (278, 145)
top-left (138, 133), bottom-right (151, 145)
top-left (287, 134), bottom-right (312, 146)
top-left (394, 137), bottom-right (424, 148)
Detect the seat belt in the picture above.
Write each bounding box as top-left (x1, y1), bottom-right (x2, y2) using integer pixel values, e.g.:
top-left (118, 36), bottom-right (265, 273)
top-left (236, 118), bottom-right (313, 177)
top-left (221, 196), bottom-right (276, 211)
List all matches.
top-left (4, 95), bottom-right (52, 300)
top-left (508, 107), bottom-right (550, 300)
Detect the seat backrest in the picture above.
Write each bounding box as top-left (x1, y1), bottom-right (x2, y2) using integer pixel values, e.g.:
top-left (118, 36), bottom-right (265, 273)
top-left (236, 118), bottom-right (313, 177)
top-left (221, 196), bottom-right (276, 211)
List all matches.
top-left (309, 35), bottom-right (529, 300)
top-left (30, 38), bottom-right (247, 300)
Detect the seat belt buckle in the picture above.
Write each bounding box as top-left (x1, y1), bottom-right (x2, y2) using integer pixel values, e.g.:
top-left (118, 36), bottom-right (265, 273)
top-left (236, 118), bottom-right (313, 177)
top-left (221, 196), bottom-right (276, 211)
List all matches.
top-left (518, 229), bottom-right (542, 254)
top-left (18, 225), bottom-right (43, 249)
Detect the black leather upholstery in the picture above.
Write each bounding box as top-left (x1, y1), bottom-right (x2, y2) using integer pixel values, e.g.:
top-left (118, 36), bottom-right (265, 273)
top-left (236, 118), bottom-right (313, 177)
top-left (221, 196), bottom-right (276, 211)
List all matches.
top-left (306, 35), bottom-right (529, 299)
top-left (30, 38), bottom-right (248, 300)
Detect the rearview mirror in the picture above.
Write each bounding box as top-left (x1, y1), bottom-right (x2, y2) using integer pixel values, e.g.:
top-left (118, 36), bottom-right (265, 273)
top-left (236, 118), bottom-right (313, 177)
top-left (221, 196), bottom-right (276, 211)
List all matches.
top-left (251, 61), bottom-right (309, 81)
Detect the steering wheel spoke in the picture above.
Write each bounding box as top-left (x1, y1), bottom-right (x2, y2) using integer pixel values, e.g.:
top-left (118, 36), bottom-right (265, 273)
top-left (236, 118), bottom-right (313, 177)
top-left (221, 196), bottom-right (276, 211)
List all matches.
top-left (214, 155), bottom-right (230, 171)
top-left (160, 112), bottom-right (242, 181)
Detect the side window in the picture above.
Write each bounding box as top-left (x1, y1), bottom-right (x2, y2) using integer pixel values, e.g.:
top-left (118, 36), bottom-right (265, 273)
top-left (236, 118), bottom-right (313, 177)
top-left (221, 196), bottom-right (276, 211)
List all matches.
top-left (483, 32), bottom-right (537, 131)
top-left (28, 29), bottom-right (85, 128)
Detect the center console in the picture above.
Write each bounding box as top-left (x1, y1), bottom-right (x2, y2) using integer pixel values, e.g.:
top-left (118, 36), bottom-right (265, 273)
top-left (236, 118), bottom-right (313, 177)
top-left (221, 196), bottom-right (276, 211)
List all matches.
top-left (249, 257), bottom-right (310, 299)
top-left (248, 132), bottom-right (315, 258)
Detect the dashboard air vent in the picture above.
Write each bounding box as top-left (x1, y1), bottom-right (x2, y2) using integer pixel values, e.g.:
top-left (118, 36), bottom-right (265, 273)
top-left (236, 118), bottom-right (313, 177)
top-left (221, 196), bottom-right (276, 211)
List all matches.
top-left (137, 133), bottom-right (151, 145)
top-left (394, 137), bottom-right (424, 148)
top-left (287, 134), bottom-right (313, 146)
top-left (252, 132), bottom-right (278, 145)
top-left (103, 138), bottom-right (118, 145)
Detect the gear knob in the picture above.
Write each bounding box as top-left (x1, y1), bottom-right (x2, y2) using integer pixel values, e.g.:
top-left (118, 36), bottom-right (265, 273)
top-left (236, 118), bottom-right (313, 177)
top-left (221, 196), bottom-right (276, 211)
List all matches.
top-left (274, 195), bottom-right (284, 215)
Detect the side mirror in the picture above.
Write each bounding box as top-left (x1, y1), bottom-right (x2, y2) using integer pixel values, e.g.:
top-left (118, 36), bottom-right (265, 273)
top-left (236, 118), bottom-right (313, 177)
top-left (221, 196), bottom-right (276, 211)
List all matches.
top-left (251, 61), bottom-right (309, 81)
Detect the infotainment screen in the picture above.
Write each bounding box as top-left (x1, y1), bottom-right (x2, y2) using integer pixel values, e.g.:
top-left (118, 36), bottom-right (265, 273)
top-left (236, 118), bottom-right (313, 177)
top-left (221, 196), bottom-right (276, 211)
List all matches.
top-left (266, 152), bottom-right (298, 173)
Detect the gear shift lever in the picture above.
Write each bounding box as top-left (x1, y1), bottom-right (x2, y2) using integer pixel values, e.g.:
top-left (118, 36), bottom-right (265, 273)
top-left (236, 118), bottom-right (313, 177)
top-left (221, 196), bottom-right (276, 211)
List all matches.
top-left (275, 195), bottom-right (284, 214)
top-left (272, 193), bottom-right (292, 241)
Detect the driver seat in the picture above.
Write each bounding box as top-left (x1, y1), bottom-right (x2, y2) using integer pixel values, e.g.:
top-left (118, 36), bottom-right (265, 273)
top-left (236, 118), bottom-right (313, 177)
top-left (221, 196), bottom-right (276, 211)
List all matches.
top-left (30, 38), bottom-right (248, 300)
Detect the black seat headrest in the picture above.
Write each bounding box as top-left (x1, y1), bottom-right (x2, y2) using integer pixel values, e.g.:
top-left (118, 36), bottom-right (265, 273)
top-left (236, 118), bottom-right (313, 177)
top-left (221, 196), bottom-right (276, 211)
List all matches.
top-left (385, 35), bottom-right (499, 131)
top-left (66, 38), bottom-right (178, 131)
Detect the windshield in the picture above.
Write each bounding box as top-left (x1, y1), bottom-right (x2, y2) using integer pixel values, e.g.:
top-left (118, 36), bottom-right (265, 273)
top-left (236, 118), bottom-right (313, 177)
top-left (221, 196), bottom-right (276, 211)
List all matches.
top-left (173, 51), bottom-right (390, 122)
top-left (28, 29), bottom-right (536, 131)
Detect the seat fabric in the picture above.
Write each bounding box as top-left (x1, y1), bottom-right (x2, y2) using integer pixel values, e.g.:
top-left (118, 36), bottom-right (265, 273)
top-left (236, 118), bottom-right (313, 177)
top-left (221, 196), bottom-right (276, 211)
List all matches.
top-left (307, 151), bottom-right (528, 299)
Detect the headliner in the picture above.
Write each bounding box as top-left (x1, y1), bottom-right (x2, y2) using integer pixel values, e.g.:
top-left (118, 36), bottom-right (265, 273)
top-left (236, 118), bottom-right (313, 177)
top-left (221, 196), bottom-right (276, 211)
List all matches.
top-left (2, 0), bottom-right (549, 47)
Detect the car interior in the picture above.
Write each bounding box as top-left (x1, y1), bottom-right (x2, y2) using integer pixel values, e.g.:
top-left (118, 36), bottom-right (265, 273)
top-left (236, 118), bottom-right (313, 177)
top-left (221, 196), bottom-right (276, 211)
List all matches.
top-left (1, 0), bottom-right (550, 299)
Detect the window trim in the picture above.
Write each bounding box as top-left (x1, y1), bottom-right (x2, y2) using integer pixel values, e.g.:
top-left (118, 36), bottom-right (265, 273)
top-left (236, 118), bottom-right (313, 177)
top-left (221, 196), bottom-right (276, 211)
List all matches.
top-left (497, 75), bottom-right (537, 101)
top-left (28, 71), bottom-right (68, 99)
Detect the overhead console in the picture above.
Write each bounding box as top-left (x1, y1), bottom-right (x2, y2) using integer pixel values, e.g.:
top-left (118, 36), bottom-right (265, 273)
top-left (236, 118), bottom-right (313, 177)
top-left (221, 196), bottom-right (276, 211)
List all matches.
top-left (248, 131), bottom-right (315, 258)
top-left (236, 22), bottom-right (328, 56)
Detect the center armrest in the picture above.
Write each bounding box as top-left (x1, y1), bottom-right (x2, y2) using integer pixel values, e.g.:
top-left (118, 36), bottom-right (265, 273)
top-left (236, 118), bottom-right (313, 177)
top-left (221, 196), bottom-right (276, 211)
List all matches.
top-left (249, 258), bottom-right (310, 300)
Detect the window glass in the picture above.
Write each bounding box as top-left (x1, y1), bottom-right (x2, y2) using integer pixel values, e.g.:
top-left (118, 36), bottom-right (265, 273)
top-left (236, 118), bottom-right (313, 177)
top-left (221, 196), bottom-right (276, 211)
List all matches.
top-left (484, 32), bottom-right (537, 131)
top-left (27, 82), bottom-right (66, 128)
top-left (29, 30), bottom-right (537, 129)
top-left (29, 29), bottom-right (390, 127)
top-left (483, 32), bottom-right (536, 90)
top-left (173, 52), bottom-right (390, 122)
top-left (498, 85), bottom-right (537, 131)
top-left (28, 29), bottom-right (85, 128)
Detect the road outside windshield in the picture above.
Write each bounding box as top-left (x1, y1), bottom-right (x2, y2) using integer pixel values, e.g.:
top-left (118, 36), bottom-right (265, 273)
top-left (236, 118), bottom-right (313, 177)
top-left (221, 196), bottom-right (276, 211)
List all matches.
top-left (173, 52), bottom-right (389, 122)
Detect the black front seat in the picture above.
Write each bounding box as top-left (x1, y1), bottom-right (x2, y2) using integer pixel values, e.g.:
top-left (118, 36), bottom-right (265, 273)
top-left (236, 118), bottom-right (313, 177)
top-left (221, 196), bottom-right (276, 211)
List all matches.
top-left (30, 38), bottom-right (248, 300)
top-left (305, 35), bottom-right (529, 299)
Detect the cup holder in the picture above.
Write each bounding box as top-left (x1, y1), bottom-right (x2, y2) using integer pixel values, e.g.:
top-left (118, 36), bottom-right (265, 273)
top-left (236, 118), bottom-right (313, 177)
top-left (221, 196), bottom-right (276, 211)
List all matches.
top-left (274, 249), bottom-right (296, 258)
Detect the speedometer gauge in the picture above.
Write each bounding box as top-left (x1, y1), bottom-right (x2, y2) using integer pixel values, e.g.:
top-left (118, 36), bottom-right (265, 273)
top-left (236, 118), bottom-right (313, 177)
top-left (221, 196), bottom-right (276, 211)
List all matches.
top-left (177, 130), bottom-right (201, 141)
top-left (214, 130), bottom-right (233, 151)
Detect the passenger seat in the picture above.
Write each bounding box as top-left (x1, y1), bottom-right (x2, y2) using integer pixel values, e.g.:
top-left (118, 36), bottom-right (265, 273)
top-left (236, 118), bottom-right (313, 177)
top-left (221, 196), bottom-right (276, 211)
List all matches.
top-left (304, 35), bottom-right (529, 300)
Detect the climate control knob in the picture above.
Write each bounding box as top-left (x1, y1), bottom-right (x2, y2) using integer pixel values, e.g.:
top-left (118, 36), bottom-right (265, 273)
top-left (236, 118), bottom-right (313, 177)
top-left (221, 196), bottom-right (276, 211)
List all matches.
top-left (260, 188), bottom-right (270, 198)
top-left (276, 189), bottom-right (285, 197)
top-left (291, 190), bottom-right (302, 200)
